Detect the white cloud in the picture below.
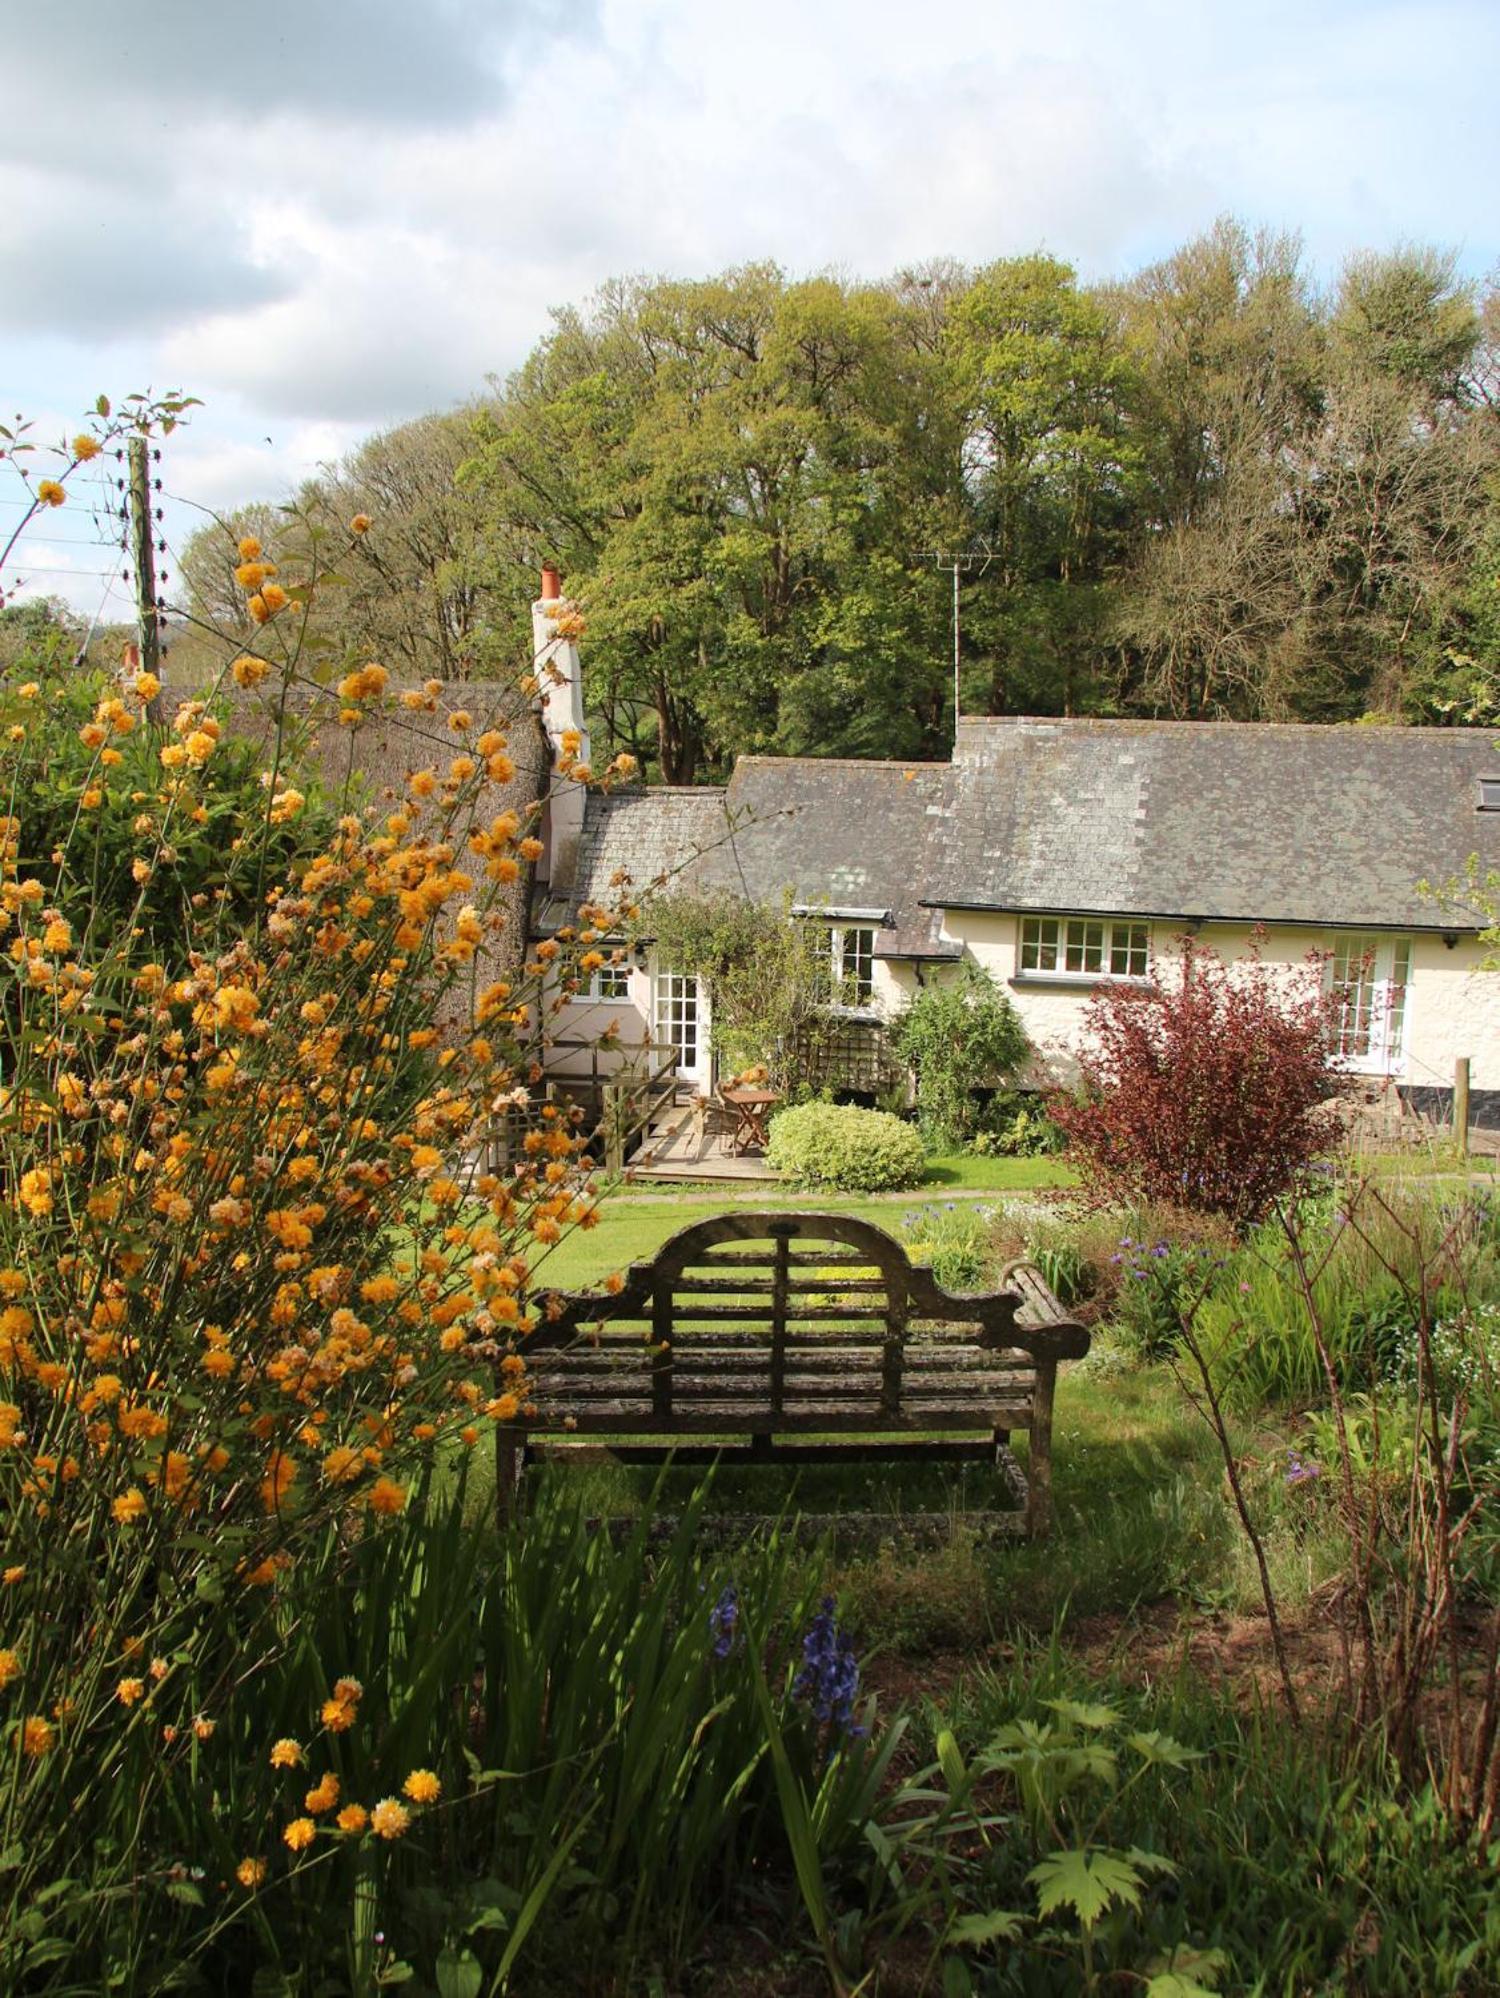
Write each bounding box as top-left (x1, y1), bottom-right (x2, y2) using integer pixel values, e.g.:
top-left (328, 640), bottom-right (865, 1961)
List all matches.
top-left (3, 0), bottom-right (1495, 624)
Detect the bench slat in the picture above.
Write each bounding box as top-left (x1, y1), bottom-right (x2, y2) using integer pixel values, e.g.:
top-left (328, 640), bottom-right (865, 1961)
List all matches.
top-left (537, 1375), bottom-right (1037, 1404)
top-left (539, 1334), bottom-right (1046, 1366)
top-left (515, 1403), bottom-right (1035, 1433)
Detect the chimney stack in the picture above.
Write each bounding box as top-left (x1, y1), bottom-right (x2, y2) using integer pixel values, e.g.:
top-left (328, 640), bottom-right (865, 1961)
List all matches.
top-left (531, 566), bottom-right (589, 895)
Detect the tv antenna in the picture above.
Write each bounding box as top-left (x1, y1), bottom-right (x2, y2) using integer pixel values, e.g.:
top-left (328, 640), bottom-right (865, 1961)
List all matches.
top-left (913, 545), bottom-right (992, 731)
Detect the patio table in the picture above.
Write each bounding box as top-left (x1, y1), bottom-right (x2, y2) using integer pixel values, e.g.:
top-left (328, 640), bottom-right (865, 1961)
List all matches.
top-left (721, 1086), bottom-right (780, 1156)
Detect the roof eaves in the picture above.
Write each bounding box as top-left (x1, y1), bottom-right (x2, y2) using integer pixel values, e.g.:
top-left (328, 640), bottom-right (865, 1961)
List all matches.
top-left (919, 894), bottom-right (1482, 934)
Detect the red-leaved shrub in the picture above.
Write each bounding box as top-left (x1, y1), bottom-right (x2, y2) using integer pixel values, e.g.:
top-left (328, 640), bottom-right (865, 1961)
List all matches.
top-left (1050, 936), bottom-right (1347, 1228)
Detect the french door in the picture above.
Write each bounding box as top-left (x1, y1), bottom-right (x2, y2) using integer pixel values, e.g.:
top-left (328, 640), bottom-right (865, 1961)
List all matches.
top-left (653, 970), bottom-right (709, 1090)
top-left (1331, 934), bottom-right (1411, 1074)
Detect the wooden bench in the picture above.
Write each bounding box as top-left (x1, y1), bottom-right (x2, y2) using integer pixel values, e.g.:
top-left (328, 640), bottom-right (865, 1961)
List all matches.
top-left (504, 1212), bottom-right (1089, 1536)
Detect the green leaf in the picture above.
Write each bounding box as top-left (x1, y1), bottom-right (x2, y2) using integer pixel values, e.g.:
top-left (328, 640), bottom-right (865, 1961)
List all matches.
top-left (948, 1909), bottom-right (1024, 1947)
top-left (164, 1879), bottom-right (205, 1906)
top-left (1044, 1697), bottom-right (1120, 1731)
top-left (936, 1727), bottom-right (968, 1796)
top-left (1144, 1944), bottom-right (1230, 1997)
top-left (1126, 1730), bottom-right (1203, 1769)
top-left (1028, 1848), bottom-right (1144, 1928)
top-left (1124, 1844), bottom-right (1178, 1878)
top-left (435, 1947), bottom-right (483, 1998)
top-left (941, 1955), bottom-right (975, 1998)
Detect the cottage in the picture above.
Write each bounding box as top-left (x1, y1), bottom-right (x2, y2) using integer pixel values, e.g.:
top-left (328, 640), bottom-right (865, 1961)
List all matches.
top-left (527, 576), bottom-right (1500, 1133)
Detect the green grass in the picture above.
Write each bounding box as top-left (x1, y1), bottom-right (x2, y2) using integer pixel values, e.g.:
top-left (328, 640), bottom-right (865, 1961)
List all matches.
top-left (533, 1171), bottom-right (1066, 1292)
top-left (919, 1150), bottom-right (1075, 1190)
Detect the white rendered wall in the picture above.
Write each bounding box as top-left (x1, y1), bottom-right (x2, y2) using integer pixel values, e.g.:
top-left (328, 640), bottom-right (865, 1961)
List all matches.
top-left (933, 911), bottom-right (1500, 1093)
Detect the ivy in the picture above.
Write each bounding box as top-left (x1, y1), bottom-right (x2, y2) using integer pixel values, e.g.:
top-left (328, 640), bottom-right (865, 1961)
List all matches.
top-left (632, 891), bottom-right (833, 1088)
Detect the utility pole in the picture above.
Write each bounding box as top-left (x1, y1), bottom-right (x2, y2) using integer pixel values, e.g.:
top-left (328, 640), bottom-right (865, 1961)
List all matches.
top-left (128, 435), bottom-right (162, 678)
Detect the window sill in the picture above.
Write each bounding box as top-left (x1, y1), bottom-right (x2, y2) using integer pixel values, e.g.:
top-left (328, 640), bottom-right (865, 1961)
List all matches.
top-left (1009, 973), bottom-right (1154, 991)
top-left (827, 1005), bottom-right (881, 1023)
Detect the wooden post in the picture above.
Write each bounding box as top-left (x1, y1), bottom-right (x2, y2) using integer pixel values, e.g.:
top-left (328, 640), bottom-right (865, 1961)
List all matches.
top-left (1455, 1057), bottom-right (1471, 1156)
top-left (127, 435), bottom-right (161, 680)
top-left (603, 1084), bottom-right (624, 1175)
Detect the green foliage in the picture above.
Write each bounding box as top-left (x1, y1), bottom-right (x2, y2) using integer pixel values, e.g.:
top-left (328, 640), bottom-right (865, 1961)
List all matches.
top-left (891, 964), bottom-right (1030, 1145)
top-left (14, 1472), bottom-right (904, 1994)
top-left (637, 890), bottom-right (832, 1087)
top-left (896, 1201), bottom-right (992, 1289)
top-left (1187, 1189), bottom-right (1486, 1411)
top-left (972, 1088), bottom-right (1067, 1157)
top-left (904, 1664), bottom-right (1500, 1997)
top-left (3, 660), bottom-right (336, 970)
top-left (1107, 1235), bottom-right (1223, 1362)
top-left (766, 1101), bottom-right (927, 1191)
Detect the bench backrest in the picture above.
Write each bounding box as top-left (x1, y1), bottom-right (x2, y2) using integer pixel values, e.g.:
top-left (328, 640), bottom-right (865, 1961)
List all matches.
top-left (531, 1212), bottom-right (1087, 1422)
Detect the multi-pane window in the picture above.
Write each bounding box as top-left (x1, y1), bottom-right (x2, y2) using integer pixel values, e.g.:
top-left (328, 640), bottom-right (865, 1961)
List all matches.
top-left (830, 925), bottom-right (875, 1007)
top-left (585, 956), bottom-right (630, 1001)
top-left (1019, 916), bottom-right (1150, 980)
top-left (1330, 934), bottom-right (1411, 1072)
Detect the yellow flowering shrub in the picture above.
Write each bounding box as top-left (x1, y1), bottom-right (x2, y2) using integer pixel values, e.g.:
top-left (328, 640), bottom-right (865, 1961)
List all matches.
top-left (0, 399), bottom-right (640, 1981)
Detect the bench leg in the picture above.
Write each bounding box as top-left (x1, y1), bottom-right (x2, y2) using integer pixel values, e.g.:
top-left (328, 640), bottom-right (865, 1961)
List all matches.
top-left (496, 1428), bottom-right (524, 1531)
top-left (1025, 1365), bottom-right (1057, 1537)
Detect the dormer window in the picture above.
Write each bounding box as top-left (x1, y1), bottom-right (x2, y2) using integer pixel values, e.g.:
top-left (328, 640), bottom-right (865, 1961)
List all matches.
top-left (1478, 777), bottom-right (1500, 811)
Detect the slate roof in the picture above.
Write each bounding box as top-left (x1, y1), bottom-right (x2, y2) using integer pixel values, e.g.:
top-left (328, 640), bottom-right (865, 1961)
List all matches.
top-left (557, 787), bottom-right (741, 930)
top-left (700, 759), bottom-right (959, 959)
top-left (934, 717), bottom-right (1500, 931)
top-left (568, 760), bottom-right (959, 957)
top-left (562, 717), bottom-right (1500, 944)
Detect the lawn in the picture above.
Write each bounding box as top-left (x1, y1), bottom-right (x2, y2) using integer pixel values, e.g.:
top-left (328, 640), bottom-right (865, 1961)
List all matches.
top-left (531, 1155), bottom-right (1071, 1291)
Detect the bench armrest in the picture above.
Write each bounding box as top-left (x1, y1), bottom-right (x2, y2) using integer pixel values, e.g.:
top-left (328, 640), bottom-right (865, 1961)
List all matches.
top-left (995, 1259), bottom-right (1091, 1361)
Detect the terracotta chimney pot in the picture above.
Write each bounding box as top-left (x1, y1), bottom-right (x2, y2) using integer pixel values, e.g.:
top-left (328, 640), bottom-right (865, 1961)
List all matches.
top-left (540, 564), bottom-right (562, 601)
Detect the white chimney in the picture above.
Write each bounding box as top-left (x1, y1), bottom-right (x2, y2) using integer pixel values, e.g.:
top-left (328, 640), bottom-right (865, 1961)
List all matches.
top-left (531, 565), bottom-right (589, 893)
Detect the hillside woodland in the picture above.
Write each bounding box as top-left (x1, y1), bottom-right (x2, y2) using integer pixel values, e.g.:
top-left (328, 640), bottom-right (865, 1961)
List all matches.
top-left (166, 220), bottom-right (1500, 782)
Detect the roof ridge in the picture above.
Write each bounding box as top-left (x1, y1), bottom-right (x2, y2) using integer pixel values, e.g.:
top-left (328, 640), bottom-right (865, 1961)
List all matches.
top-left (732, 755), bottom-right (951, 771)
top-left (957, 715), bottom-right (1500, 740)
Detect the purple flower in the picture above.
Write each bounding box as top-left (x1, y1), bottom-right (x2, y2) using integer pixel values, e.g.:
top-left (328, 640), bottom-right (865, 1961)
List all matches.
top-left (792, 1597), bottom-right (864, 1736)
top-left (1151, 1244), bottom-right (1170, 1259)
top-left (1285, 1451), bottom-right (1322, 1487)
top-left (709, 1584), bottom-right (740, 1658)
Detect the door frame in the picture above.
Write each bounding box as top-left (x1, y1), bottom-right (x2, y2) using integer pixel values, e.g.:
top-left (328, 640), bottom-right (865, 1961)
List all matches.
top-left (652, 964), bottom-right (711, 1091)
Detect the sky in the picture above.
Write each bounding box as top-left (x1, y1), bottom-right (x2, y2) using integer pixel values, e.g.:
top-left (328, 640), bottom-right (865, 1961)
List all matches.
top-left (3, 0), bottom-right (1496, 623)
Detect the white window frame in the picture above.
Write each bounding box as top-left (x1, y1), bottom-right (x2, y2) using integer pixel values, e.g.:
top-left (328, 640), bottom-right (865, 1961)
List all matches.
top-left (584, 954), bottom-right (631, 1002)
top-left (1329, 933), bottom-right (1411, 1076)
top-left (829, 924), bottom-right (876, 1009)
top-left (1016, 915), bottom-right (1151, 982)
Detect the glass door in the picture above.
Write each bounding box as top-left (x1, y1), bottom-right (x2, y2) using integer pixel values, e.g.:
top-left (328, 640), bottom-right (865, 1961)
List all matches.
top-left (653, 970), bottom-right (708, 1089)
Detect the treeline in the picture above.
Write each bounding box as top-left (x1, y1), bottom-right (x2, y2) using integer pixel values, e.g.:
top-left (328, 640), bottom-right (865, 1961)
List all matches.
top-left (180, 219), bottom-right (1500, 781)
